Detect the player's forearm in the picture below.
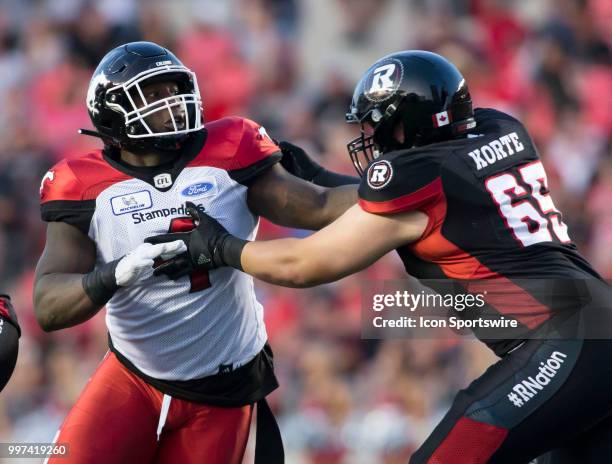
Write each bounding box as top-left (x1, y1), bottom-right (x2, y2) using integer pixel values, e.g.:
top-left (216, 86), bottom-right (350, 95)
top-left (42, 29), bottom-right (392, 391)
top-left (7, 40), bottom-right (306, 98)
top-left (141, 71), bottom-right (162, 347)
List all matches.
top-left (247, 164), bottom-right (357, 231)
top-left (319, 185), bottom-right (358, 226)
top-left (291, 184), bottom-right (357, 229)
top-left (239, 205), bottom-right (417, 287)
top-left (241, 239), bottom-right (330, 288)
top-left (34, 273), bottom-right (104, 331)
top-left (251, 182), bottom-right (356, 231)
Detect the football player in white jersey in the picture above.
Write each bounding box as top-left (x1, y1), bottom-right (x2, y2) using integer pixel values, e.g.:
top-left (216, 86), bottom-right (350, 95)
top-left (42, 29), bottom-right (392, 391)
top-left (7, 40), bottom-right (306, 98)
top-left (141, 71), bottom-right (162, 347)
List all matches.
top-left (34, 41), bottom-right (357, 464)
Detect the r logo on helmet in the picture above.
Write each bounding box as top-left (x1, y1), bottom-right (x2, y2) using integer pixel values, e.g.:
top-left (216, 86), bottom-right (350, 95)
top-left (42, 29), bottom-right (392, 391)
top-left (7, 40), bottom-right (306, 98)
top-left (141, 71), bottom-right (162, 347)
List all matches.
top-left (367, 160), bottom-right (393, 189)
top-left (364, 58), bottom-right (403, 102)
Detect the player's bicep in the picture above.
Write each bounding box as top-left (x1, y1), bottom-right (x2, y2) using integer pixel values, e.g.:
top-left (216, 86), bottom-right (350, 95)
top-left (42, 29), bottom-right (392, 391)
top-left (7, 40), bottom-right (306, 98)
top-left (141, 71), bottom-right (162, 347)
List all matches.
top-left (34, 222), bottom-right (104, 331)
top-left (35, 222), bottom-right (97, 280)
top-left (247, 163), bottom-right (328, 229)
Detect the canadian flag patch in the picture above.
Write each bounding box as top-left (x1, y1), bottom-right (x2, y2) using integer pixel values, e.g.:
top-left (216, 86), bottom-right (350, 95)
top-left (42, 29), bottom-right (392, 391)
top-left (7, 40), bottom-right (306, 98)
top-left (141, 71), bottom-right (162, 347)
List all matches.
top-left (432, 110), bottom-right (452, 128)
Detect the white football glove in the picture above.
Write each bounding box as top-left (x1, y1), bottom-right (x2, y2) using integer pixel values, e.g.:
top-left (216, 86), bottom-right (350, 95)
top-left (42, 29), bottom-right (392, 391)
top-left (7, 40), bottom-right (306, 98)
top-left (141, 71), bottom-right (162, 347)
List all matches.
top-left (115, 241), bottom-right (187, 286)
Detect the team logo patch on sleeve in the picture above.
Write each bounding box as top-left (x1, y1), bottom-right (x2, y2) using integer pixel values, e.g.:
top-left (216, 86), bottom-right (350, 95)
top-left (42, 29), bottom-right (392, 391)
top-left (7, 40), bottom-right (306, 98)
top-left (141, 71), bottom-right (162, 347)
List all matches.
top-left (367, 160), bottom-right (394, 189)
top-left (257, 126), bottom-right (271, 141)
top-left (39, 170), bottom-right (55, 195)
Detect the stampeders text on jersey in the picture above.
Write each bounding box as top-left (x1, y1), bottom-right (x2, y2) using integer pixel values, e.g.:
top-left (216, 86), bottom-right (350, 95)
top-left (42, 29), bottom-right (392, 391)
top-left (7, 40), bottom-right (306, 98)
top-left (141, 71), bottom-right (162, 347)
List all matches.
top-left (132, 203), bottom-right (205, 225)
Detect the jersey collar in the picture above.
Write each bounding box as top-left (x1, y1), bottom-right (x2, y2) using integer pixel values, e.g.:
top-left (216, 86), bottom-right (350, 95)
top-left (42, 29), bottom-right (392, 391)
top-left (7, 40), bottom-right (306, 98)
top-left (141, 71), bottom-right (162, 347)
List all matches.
top-left (102, 129), bottom-right (207, 192)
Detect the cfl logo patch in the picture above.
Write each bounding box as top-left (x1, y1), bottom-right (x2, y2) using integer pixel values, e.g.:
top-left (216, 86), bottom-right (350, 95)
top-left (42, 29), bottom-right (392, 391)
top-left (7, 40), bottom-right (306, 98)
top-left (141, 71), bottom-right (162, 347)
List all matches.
top-left (367, 160), bottom-right (393, 190)
top-left (153, 173), bottom-right (173, 189)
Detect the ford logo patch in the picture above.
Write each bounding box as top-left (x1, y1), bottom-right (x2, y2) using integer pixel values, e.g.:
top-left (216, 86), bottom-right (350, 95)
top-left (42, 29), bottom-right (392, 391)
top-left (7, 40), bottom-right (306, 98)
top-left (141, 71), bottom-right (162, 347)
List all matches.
top-left (181, 182), bottom-right (215, 197)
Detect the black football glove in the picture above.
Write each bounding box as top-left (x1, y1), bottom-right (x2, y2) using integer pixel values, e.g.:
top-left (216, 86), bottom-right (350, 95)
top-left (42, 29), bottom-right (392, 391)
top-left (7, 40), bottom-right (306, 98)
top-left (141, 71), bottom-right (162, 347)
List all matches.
top-left (278, 141), bottom-right (358, 187)
top-left (278, 141), bottom-right (324, 182)
top-left (145, 202), bottom-right (247, 279)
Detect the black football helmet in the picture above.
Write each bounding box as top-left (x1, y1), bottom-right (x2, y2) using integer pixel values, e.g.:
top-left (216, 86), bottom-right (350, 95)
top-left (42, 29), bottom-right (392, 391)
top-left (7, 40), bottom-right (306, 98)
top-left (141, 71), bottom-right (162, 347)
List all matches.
top-left (83, 41), bottom-right (203, 154)
top-left (346, 50), bottom-right (476, 175)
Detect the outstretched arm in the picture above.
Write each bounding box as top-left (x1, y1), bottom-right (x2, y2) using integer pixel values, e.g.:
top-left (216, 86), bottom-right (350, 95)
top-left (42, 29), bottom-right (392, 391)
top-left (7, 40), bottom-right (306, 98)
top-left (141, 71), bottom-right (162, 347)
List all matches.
top-left (247, 163), bottom-right (358, 230)
top-left (240, 205), bottom-right (427, 287)
top-left (147, 204), bottom-right (427, 288)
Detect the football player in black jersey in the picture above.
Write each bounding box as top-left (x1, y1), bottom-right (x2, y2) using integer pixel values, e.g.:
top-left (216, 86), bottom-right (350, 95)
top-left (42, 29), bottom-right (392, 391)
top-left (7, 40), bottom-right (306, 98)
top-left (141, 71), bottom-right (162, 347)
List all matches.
top-left (149, 51), bottom-right (612, 463)
top-left (0, 294), bottom-right (19, 393)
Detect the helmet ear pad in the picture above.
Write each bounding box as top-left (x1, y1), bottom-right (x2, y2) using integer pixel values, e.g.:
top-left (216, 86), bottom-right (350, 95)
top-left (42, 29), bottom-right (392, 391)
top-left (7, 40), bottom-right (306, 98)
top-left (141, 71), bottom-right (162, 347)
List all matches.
top-left (371, 97), bottom-right (419, 152)
top-left (372, 114), bottom-right (403, 153)
top-left (372, 94), bottom-right (469, 151)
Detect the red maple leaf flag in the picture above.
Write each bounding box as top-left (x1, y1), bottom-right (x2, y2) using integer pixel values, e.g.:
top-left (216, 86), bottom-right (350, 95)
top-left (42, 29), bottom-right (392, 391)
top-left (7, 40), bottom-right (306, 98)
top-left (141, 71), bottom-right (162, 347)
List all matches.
top-left (432, 110), bottom-right (452, 128)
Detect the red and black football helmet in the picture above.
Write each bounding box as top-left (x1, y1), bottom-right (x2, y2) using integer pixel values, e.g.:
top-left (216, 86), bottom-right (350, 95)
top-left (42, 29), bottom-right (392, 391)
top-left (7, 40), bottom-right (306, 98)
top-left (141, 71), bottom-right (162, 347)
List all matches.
top-left (346, 50), bottom-right (476, 175)
top-left (83, 41), bottom-right (203, 154)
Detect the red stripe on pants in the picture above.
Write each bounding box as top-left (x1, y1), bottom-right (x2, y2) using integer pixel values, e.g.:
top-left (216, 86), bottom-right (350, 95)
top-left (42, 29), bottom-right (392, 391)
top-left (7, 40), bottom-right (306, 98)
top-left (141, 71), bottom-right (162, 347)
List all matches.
top-left (427, 417), bottom-right (508, 464)
top-left (46, 352), bottom-right (252, 464)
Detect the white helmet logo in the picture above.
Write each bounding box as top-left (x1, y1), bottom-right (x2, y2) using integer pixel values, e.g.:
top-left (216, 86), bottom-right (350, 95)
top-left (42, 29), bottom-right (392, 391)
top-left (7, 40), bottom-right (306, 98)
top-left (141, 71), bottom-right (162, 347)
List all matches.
top-left (369, 64), bottom-right (396, 93)
top-left (86, 73), bottom-right (110, 115)
top-left (365, 59), bottom-right (403, 102)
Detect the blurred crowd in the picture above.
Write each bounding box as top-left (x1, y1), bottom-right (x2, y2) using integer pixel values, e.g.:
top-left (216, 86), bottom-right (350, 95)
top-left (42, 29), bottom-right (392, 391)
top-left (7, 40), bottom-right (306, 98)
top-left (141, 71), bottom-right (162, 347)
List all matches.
top-left (0, 0), bottom-right (610, 462)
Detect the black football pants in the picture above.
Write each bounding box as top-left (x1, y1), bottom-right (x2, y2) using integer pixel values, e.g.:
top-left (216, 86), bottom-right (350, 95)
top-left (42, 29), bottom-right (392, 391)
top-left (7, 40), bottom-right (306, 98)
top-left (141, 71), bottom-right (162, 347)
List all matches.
top-left (410, 337), bottom-right (612, 463)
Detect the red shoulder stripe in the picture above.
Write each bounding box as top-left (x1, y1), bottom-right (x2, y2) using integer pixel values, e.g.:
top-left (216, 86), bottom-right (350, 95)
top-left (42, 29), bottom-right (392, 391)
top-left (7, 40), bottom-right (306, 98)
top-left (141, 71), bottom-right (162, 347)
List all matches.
top-left (359, 177), bottom-right (443, 214)
top-left (188, 117), bottom-right (280, 171)
top-left (41, 151), bottom-right (131, 203)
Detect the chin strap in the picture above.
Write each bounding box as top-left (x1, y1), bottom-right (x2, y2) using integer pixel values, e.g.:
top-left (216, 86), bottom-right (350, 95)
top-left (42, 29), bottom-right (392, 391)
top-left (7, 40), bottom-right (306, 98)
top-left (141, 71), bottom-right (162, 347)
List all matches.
top-left (78, 128), bottom-right (106, 139)
top-left (78, 128), bottom-right (124, 148)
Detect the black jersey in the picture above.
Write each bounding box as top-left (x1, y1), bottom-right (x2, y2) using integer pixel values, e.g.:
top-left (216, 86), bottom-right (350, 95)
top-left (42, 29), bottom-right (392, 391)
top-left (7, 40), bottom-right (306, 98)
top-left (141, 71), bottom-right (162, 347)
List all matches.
top-left (358, 108), bottom-right (608, 354)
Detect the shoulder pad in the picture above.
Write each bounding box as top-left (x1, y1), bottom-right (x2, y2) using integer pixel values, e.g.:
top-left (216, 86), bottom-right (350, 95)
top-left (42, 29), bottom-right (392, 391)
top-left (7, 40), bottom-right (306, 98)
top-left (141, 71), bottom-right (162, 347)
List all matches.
top-left (358, 149), bottom-right (444, 214)
top-left (191, 117), bottom-right (281, 182)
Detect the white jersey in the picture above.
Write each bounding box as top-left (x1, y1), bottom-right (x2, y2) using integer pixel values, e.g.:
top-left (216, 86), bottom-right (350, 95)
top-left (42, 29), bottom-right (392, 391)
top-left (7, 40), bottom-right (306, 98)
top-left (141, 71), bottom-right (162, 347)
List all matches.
top-left (41, 117), bottom-right (281, 380)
